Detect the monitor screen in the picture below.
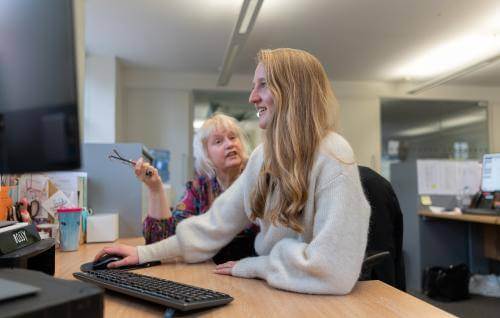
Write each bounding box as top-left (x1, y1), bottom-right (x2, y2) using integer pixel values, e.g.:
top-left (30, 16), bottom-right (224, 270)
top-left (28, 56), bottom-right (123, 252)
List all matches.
top-left (0, 0), bottom-right (80, 173)
top-left (481, 153), bottom-right (500, 192)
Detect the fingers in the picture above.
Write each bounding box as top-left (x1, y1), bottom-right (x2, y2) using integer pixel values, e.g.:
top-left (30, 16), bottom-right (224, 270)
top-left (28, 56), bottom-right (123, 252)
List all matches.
top-left (134, 157), bottom-right (157, 181)
top-left (134, 157), bottom-right (143, 177)
top-left (214, 268), bottom-right (232, 275)
top-left (93, 245), bottom-right (125, 262)
top-left (94, 244), bottom-right (140, 268)
top-left (215, 261), bottom-right (237, 269)
top-left (107, 257), bottom-right (132, 269)
top-left (94, 248), bottom-right (109, 262)
top-left (213, 261), bottom-right (237, 276)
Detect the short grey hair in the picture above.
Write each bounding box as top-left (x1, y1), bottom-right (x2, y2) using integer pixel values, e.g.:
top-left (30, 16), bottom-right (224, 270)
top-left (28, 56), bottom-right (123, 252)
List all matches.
top-left (193, 113), bottom-right (249, 179)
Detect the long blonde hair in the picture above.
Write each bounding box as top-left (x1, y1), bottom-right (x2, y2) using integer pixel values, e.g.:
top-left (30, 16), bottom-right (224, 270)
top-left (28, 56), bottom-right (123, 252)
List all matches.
top-left (250, 48), bottom-right (339, 233)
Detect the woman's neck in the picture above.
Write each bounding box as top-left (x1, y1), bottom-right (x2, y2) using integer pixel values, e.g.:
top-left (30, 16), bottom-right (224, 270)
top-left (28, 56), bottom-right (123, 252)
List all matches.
top-left (216, 165), bottom-right (242, 190)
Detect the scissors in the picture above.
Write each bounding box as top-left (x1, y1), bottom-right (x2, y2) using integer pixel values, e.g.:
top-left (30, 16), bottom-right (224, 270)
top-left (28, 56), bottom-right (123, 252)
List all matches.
top-left (108, 149), bottom-right (153, 177)
top-left (15, 198), bottom-right (40, 222)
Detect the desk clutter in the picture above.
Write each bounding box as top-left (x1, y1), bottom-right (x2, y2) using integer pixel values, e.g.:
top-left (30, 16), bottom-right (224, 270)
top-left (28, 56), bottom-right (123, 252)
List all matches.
top-left (0, 172), bottom-right (120, 252)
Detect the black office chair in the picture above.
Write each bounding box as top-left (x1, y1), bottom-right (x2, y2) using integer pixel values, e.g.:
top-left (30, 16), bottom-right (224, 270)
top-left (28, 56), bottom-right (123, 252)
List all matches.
top-left (358, 166), bottom-right (406, 291)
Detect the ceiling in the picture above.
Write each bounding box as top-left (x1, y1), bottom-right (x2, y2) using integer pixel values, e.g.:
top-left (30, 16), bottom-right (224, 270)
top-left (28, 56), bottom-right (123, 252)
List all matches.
top-left (86, 0), bottom-right (500, 86)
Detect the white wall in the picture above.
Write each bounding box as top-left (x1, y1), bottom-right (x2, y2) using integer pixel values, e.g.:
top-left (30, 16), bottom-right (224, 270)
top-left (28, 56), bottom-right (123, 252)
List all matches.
top-left (337, 96), bottom-right (381, 170)
top-left (84, 55), bottom-right (118, 143)
top-left (124, 88), bottom-right (193, 197)
top-left (115, 59), bottom-right (125, 142)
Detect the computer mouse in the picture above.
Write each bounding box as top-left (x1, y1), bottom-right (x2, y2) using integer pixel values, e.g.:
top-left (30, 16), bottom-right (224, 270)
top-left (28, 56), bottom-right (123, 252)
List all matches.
top-left (92, 254), bottom-right (123, 270)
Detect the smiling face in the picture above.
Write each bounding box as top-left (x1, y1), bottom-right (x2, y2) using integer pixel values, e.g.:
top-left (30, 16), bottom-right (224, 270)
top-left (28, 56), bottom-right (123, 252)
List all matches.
top-left (249, 63), bottom-right (276, 129)
top-left (206, 128), bottom-right (244, 174)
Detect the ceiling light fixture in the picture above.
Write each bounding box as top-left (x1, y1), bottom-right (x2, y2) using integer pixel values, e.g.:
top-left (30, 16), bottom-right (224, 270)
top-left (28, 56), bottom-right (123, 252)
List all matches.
top-left (217, 44), bottom-right (240, 86)
top-left (396, 110), bottom-right (487, 137)
top-left (407, 52), bottom-right (500, 95)
top-left (217, 0), bottom-right (264, 86)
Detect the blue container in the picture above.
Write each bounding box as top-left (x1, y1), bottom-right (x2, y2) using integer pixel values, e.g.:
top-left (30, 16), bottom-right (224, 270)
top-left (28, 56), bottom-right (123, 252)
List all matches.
top-left (58, 208), bottom-right (81, 251)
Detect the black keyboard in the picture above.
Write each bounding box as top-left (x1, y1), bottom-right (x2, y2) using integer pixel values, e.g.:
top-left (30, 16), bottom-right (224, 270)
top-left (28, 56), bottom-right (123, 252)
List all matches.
top-left (462, 208), bottom-right (500, 216)
top-left (73, 270), bottom-right (233, 312)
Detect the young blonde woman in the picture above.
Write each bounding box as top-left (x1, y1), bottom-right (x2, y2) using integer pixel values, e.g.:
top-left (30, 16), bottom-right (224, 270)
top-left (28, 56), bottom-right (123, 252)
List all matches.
top-left (96, 48), bottom-right (370, 295)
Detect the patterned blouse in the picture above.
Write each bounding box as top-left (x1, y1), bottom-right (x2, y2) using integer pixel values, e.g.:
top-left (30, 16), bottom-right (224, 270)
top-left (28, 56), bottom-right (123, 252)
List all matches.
top-left (143, 175), bottom-right (259, 249)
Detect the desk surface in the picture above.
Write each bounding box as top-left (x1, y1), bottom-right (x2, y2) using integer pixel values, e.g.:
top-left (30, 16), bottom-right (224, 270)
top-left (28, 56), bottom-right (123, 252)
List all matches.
top-left (419, 210), bottom-right (500, 225)
top-left (55, 238), bottom-right (454, 318)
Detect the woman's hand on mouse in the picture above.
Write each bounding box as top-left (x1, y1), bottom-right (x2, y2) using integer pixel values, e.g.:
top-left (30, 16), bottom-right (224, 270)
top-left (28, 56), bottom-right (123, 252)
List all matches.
top-left (94, 244), bottom-right (140, 269)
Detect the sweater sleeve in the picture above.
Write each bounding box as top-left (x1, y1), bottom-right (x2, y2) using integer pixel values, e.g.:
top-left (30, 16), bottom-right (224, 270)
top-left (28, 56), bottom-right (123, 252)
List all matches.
top-left (232, 171), bottom-right (371, 295)
top-left (142, 178), bottom-right (207, 244)
top-left (137, 162), bottom-right (254, 264)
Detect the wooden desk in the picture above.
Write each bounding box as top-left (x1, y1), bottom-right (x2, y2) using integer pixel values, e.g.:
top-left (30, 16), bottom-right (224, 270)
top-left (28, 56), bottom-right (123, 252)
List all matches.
top-left (55, 238), bottom-right (454, 318)
top-left (419, 210), bottom-right (500, 225)
top-left (419, 210), bottom-right (500, 261)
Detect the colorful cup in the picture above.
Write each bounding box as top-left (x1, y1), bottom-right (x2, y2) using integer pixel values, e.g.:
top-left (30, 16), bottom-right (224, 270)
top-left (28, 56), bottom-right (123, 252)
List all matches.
top-left (57, 208), bottom-right (82, 251)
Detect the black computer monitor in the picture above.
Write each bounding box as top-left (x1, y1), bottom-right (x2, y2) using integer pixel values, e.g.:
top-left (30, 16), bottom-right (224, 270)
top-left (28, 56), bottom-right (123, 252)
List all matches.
top-left (481, 153), bottom-right (500, 192)
top-left (0, 0), bottom-right (80, 173)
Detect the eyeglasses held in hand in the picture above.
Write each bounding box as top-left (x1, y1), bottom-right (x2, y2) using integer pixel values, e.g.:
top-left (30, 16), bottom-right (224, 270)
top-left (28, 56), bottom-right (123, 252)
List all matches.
top-left (108, 149), bottom-right (153, 177)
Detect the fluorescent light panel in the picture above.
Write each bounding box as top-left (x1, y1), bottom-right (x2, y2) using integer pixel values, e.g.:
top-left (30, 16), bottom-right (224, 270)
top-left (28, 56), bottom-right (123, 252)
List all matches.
top-left (397, 110), bottom-right (487, 137)
top-left (217, 0), bottom-right (264, 86)
top-left (391, 8), bottom-right (500, 93)
top-left (239, 0), bottom-right (259, 34)
top-left (396, 35), bottom-right (500, 80)
top-left (407, 53), bottom-right (500, 94)
top-left (217, 44), bottom-right (240, 86)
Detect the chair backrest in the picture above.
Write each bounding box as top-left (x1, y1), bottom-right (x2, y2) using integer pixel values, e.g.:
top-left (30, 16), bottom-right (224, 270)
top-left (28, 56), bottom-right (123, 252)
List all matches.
top-left (358, 166), bottom-right (406, 291)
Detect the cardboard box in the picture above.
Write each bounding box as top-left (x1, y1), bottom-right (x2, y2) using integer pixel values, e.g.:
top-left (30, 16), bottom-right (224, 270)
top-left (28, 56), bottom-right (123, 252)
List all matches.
top-left (86, 214), bottom-right (119, 243)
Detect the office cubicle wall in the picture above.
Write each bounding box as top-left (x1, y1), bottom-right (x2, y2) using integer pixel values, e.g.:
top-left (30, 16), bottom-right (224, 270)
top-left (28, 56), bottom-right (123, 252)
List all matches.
top-left (81, 143), bottom-right (147, 238)
top-left (391, 161), bottom-right (478, 292)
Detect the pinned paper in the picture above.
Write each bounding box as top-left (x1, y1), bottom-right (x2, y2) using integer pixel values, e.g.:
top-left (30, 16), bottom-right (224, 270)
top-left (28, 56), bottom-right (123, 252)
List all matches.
top-left (18, 174), bottom-right (49, 203)
top-left (420, 195), bottom-right (432, 206)
top-left (42, 190), bottom-right (72, 217)
top-left (45, 172), bottom-right (86, 207)
top-left (417, 160), bottom-right (481, 195)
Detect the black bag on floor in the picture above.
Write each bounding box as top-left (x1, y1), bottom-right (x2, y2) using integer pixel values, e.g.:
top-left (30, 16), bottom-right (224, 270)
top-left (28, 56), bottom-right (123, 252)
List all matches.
top-left (422, 263), bottom-right (470, 301)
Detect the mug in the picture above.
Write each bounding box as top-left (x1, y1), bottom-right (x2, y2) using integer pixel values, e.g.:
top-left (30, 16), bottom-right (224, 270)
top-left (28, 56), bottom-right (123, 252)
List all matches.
top-left (57, 208), bottom-right (82, 251)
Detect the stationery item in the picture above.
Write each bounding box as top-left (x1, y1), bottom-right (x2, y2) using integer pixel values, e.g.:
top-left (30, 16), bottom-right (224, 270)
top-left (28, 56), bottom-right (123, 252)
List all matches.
top-left (420, 195), bottom-right (432, 206)
top-left (36, 223), bottom-right (59, 241)
top-left (417, 160), bottom-right (481, 195)
top-left (15, 198), bottom-right (40, 223)
top-left (44, 171), bottom-right (88, 208)
top-left (57, 208), bottom-right (82, 252)
top-left (108, 149), bottom-right (153, 176)
top-left (42, 190), bottom-right (72, 218)
top-left (0, 186), bottom-right (13, 221)
top-left (86, 214), bottom-right (119, 243)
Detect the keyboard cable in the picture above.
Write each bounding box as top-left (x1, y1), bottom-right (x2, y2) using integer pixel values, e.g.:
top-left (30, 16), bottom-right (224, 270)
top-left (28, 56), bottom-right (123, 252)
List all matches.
top-left (164, 308), bottom-right (176, 318)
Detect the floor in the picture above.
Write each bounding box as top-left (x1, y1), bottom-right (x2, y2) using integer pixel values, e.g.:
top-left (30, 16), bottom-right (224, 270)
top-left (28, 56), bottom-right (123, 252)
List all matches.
top-left (409, 290), bottom-right (500, 317)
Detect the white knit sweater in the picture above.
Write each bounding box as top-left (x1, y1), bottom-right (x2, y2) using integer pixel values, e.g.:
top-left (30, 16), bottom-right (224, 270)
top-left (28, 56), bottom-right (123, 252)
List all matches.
top-left (138, 132), bottom-right (371, 295)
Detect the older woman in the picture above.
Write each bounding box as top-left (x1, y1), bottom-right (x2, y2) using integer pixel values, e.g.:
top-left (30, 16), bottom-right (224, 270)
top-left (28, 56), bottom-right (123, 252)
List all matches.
top-left (135, 113), bottom-right (258, 263)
